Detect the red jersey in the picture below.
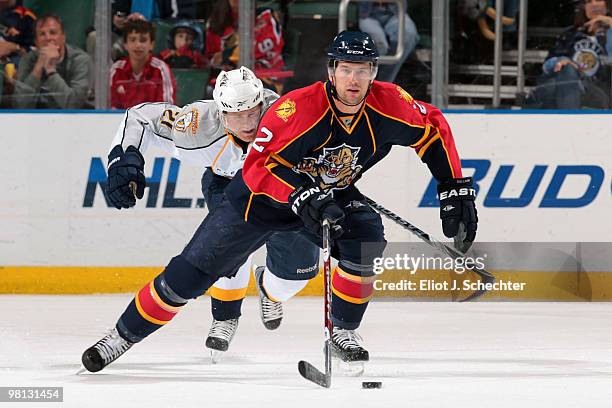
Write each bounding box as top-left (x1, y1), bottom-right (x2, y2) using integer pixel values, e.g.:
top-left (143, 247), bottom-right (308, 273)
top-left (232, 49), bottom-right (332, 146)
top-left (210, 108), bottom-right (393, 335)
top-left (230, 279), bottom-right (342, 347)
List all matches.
top-left (225, 81), bottom-right (462, 228)
top-left (110, 55), bottom-right (176, 109)
top-left (205, 8), bottom-right (284, 70)
top-left (159, 46), bottom-right (207, 69)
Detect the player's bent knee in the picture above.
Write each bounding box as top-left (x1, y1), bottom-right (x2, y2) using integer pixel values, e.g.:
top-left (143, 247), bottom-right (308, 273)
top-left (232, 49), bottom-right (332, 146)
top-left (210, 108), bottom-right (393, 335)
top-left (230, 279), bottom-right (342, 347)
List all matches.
top-left (162, 255), bottom-right (216, 300)
top-left (363, 238), bottom-right (387, 263)
top-left (263, 272), bottom-right (309, 302)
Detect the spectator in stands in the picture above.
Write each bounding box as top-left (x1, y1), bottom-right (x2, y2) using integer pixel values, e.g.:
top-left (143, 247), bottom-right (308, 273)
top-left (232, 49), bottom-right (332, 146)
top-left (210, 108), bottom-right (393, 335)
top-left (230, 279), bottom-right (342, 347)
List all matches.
top-left (358, 0), bottom-right (419, 83)
top-left (526, 0), bottom-right (612, 109)
top-left (110, 19), bottom-right (175, 109)
top-left (159, 20), bottom-right (206, 68)
top-left (107, 8), bottom-right (146, 61)
top-left (205, 0), bottom-right (236, 70)
top-left (0, 0), bottom-right (36, 73)
top-left (458, 0), bottom-right (519, 39)
top-left (88, 0), bottom-right (201, 63)
top-left (496, 0), bottom-right (519, 36)
top-left (13, 14), bottom-right (91, 109)
top-left (110, 0), bottom-right (193, 59)
top-left (205, 0), bottom-right (285, 92)
top-left (112, 0), bottom-right (200, 21)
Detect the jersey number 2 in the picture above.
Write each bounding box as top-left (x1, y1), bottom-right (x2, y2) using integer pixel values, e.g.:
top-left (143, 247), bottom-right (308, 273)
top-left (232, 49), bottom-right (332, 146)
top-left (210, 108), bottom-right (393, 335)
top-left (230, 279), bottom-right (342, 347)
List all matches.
top-left (252, 127), bottom-right (273, 152)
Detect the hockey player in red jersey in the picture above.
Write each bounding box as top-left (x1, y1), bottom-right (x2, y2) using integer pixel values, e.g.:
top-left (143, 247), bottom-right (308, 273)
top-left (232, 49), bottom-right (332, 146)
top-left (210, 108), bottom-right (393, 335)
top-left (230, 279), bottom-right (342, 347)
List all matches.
top-left (82, 31), bottom-right (477, 373)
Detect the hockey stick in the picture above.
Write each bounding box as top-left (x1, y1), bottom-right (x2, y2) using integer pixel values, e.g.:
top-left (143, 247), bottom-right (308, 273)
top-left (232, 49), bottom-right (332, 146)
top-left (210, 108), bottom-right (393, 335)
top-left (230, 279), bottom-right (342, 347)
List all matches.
top-left (298, 219), bottom-right (333, 388)
top-left (364, 196), bottom-right (495, 302)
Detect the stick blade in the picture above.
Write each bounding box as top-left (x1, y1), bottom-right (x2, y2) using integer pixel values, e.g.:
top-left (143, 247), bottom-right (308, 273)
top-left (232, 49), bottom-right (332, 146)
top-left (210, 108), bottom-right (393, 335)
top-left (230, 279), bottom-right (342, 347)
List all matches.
top-left (298, 360), bottom-right (330, 388)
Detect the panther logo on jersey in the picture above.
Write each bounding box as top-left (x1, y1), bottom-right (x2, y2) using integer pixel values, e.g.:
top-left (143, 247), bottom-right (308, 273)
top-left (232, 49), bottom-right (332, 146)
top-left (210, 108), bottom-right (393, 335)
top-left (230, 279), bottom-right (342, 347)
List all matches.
top-left (295, 143), bottom-right (363, 191)
top-left (573, 37), bottom-right (604, 78)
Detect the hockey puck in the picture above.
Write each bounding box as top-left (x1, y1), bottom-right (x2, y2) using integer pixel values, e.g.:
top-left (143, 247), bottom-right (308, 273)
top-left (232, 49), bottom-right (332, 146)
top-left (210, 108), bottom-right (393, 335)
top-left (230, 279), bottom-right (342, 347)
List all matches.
top-left (362, 381), bottom-right (382, 389)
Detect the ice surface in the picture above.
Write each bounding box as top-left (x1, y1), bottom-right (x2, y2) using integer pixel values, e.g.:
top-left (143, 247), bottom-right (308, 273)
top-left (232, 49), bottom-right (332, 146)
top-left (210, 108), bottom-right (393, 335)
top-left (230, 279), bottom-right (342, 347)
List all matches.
top-left (1, 295), bottom-right (611, 407)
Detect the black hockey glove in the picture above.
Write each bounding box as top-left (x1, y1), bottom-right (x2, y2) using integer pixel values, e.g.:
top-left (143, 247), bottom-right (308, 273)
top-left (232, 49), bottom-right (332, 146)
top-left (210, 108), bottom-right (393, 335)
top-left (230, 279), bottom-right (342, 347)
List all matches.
top-left (289, 184), bottom-right (345, 239)
top-left (106, 145), bottom-right (146, 209)
top-left (437, 177), bottom-right (478, 253)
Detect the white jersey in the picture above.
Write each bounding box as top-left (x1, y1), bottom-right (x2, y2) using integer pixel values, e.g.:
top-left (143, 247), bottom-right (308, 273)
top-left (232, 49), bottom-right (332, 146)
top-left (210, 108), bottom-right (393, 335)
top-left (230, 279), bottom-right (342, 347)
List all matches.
top-left (110, 88), bottom-right (279, 178)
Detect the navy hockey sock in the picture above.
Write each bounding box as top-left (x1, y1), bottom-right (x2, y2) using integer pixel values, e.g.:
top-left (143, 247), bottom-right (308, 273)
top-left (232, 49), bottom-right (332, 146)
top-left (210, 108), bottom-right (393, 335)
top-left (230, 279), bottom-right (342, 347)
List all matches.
top-left (211, 297), bottom-right (243, 321)
top-left (330, 265), bottom-right (375, 330)
top-left (117, 256), bottom-right (215, 342)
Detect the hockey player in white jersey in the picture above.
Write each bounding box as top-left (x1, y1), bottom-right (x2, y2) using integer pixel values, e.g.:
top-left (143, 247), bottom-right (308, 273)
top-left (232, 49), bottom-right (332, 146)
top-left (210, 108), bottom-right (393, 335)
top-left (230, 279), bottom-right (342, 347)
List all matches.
top-left (100, 67), bottom-right (320, 363)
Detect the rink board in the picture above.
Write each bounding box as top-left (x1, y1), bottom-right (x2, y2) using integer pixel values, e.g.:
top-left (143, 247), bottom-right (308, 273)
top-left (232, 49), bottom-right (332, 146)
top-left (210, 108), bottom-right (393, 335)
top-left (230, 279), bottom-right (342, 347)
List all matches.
top-left (2, 266), bottom-right (612, 301)
top-left (1, 111), bottom-right (610, 298)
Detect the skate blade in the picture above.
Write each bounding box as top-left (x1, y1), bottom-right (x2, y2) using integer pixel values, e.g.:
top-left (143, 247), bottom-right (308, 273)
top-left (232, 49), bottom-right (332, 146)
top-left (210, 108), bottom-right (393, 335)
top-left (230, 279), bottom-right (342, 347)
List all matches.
top-left (75, 366), bottom-right (88, 375)
top-left (332, 356), bottom-right (365, 377)
top-left (210, 349), bottom-right (225, 364)
top-left (341, 361), bottom-right (365, 376)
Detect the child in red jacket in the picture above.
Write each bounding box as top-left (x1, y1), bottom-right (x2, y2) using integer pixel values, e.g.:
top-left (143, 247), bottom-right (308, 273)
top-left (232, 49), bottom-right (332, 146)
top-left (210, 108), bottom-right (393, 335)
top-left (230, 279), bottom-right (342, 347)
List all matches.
top-left (110, 19), bottom-right (176, 109)
top-left (159, 20), bottom-right (206, 69)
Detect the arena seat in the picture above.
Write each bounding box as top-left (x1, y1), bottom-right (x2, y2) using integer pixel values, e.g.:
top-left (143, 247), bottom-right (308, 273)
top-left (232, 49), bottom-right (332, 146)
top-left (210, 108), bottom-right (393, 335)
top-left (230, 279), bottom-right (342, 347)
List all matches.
top-left (172, 68), bottom-right (210, 106)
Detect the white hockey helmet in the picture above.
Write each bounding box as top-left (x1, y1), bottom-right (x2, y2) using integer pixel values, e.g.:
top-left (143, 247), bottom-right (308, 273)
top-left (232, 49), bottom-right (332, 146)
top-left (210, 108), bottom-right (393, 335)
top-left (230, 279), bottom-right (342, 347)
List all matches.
top-left (213, 66), bottom-right (264, 113)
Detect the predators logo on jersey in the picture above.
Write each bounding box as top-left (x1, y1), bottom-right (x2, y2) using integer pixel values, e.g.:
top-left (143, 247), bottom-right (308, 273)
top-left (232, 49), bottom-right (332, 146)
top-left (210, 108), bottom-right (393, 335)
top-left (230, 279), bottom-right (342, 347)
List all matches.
top-left (295, 143), bottom-right (363, 191)
top-left (275, 98), bottom-right (296, 122)
top-left (174, 109), bottom-right (199, 134)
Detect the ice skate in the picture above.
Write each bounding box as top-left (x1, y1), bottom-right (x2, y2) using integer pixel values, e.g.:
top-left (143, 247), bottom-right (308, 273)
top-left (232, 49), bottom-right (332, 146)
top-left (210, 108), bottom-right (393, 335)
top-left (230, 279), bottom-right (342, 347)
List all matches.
top-left (254, 266), bottom-right (283, 330)
top-left (205, 318), bottom-right (238, 363)
top-left (81, 327), bottom-right (134, 372)
top-left (331, 327), bottom-right (368, 376)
